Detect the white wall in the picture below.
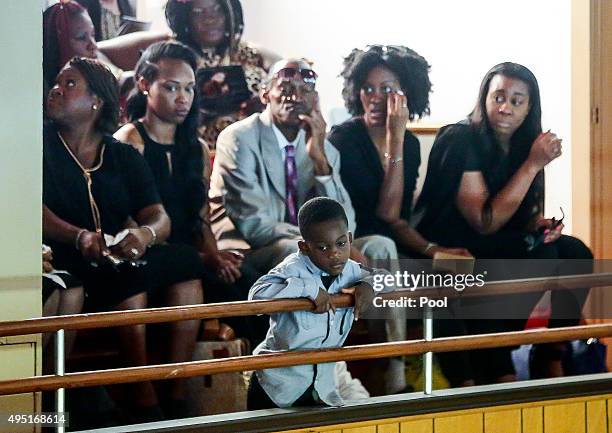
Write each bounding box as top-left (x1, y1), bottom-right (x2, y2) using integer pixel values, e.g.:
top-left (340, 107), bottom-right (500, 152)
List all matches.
top-left (143, 0), bottom-right (574, 231)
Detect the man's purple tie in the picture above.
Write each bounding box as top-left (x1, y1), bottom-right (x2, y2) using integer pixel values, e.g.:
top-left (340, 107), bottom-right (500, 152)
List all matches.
top-left (285, 144), bottom-right (298, 225)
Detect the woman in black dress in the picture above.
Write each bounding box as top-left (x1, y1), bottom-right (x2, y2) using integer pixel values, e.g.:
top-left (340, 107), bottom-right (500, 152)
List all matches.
top-left (43, 57), bottom-right (203, 420)
top-left (415, 62), bottom-right (592, 385)
top-left (328, 45), bottom-right (469, 258)
top-left (114, 41), bottom-right (265, 344)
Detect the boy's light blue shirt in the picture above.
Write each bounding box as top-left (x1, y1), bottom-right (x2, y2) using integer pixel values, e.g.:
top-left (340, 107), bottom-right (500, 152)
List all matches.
top-left (248, 251), bottom-right (391, 407)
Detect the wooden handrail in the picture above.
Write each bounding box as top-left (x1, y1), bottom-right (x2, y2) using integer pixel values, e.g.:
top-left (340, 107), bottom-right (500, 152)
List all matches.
top-left (0, 272), bottom-right (610, 337)
top-left (0, 324), bottom-right (610, 396)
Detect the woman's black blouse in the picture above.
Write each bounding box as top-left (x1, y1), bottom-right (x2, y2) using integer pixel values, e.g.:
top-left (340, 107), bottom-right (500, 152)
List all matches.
top-left (43, 126), bottom-right (160, 256)
top-left (328, 117), bottom-right (421, 240)
top-left (133, 121), bottom-right (196, 245)
top-left (414, 122), bottom-right (543, 251)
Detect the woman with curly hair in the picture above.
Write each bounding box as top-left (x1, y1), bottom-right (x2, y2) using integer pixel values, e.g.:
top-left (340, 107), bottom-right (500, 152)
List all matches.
top-left (328, 45), bottom-right (469, 258)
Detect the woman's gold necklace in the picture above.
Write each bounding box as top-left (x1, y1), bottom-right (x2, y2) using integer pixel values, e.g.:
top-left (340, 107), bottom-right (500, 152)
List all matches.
top-left (57, 132), bottom-right (106, 232)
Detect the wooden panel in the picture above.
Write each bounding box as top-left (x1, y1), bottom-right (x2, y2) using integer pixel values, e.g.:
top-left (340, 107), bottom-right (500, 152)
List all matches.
top-left (587, 400), bottom-right (607, 433)
top-left (484, 409), bottom-right (521, 433)
top-left (522, 406), bottom-right (543, 433)
top-left (400, 419), bottom-right (433, 433)
top-left (434, 413), bottom-right (483, 433)
top-left (544, 402), bottom-right (586, 433)
top-left (608, 399), bottom-right (612, 432)
top-left (341, 427), bottom-right (376, 433)
top-left (377, 424), bottom-right (400, 433)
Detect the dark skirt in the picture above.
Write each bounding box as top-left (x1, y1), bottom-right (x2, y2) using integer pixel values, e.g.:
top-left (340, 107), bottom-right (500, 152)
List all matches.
top-left (52, 243), bottom-right (203, 311)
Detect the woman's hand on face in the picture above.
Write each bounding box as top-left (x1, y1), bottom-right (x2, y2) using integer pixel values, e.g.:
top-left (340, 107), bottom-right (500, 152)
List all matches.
top-left (528, 130), bottom-right (562, 170)
top-left (386, 91), bottom-right (409, 148)
top-left (77, 231), bottom-right (108, 262)
top-left (534, 218), bottom-right (564, 244)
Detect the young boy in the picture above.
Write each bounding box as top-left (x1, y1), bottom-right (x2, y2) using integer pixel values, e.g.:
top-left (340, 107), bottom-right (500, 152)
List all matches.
top-left (247, 197), bottom-right (393, 409)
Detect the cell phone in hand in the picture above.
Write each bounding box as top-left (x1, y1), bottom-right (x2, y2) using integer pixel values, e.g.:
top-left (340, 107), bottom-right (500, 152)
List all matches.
top-left (525, 207), bottom-right (565, 251)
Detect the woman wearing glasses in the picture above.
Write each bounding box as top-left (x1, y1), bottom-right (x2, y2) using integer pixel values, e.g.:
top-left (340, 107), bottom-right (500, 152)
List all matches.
top-left (415, 62), bottom-right (592, 385)
top-left (115, 41), bottom-right (266, 346)
top-left (329, 45), bottom-right (469, 259)
top-left (43, 57), bottom-right (203, 421)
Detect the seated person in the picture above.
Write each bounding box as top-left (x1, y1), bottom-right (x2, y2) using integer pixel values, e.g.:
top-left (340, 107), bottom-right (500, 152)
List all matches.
top-left (247, 197), bottom-right (393, 409)
top-left (209, 58), bottom-right (398, 275)
top-left (43, 57), bottom-right (203, 421)
top-left (74, 0), bottom-right (136, 41)
top-left (329, 45), bottom-right (469, 258)
top-left (42, 244), bottom-right (84, 374)
top-left (414, 62), bottom-right (592, 385)
top-left (98, 0), bottom-right (280, 148)
top-left (114, 40), bottom-right (266, 345)
top-left (43, 1), bottom-right (123, 93)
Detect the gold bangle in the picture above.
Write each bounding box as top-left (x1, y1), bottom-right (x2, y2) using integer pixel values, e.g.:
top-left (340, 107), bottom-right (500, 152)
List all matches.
top-left (74, 229), bottom-right (87, 250)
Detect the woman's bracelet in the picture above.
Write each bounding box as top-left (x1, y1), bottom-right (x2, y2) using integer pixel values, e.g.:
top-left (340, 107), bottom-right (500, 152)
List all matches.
top-left (142, 225), bottom-right (157, 247)
top-left (384, 152), bottom-right (404, 164)
top-left (74, 229), bottom-right (87, 250)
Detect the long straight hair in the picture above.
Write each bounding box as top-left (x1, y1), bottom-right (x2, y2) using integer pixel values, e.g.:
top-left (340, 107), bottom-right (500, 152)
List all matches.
top-left (470, 62), bottom-right (544, 229)
top-left (125, 41), bottom-right (205, 242)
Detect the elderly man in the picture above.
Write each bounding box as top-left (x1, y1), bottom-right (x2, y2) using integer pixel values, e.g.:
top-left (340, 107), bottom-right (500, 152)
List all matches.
top-left (210, 58), bottom-right (398, 274)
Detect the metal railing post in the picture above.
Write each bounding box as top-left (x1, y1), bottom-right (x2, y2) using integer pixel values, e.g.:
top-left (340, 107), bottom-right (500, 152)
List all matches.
top-left (423, 306), bottom-right (433, 395)
top-left (55, 329), bottom-right (65, 433)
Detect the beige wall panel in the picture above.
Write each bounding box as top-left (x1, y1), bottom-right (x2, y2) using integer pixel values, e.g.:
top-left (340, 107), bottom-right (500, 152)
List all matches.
top-left (544, 402), bottom-right (586, 433)
top-left (400, 419), bottom-right (433, 433)
top-left (586, 400), bottom-right (607, 433)
top-left (484, 409), bottom-right (521, 433)
top-left (434, 413), bottom-right (482, 433)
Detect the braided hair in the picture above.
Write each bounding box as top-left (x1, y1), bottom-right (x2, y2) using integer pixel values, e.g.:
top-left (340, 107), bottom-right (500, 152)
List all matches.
top-left (69, 56), bottom-right (119, 134)
top-left (43, 0), bottom-right (89, 89)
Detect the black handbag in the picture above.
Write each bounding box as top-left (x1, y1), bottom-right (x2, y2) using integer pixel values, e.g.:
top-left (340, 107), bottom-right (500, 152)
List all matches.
top-left (197, 65), bottom-right (251, 116)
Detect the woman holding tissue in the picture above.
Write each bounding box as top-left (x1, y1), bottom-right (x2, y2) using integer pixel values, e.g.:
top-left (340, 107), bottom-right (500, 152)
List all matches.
top-left (43, 57), bottom-right (203, 421)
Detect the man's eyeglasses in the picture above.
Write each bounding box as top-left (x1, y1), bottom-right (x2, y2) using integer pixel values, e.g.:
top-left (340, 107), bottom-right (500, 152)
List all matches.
top-left (274, 67), bottom-right (317, 90)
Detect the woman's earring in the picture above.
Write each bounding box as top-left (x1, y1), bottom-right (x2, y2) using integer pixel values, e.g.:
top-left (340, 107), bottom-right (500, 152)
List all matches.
top-left (92, 104), bottom-right (98, 111)
top-left (143, 90), bottom-right (149, 96)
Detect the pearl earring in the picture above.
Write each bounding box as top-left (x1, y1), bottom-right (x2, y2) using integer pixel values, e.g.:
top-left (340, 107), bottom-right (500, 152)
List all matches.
top-left (143, 90), bottom-right (149, 96)
top-left (92, 104), bottom-right (98, 110)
